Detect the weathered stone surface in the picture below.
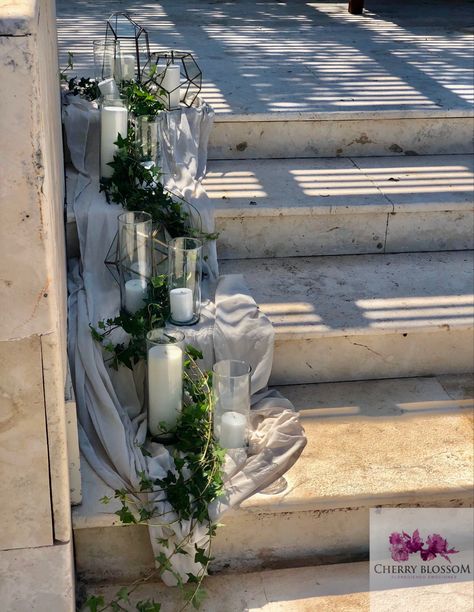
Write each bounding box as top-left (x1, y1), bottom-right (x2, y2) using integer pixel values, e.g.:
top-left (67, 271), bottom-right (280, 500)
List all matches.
top-left (73, 376), bottom-right (473, 579)
top-left (386, 210), bottom-right (474, 253)
top-left (0, 0), bottom-right (38, 35)
top-left (57, 0), bottom-right (474, 117)
top-left (209, 114), bottom-right (474, 160)
top-left (83, 561), bottom-right (474, 612)
top-left (221, 251), bottom-right (474, 384)
top-left (0, 10), bottom-right (71, 608)
top-left (216, 213), bottom-right (388, 259)
top-left (0, 336), bottom-right (53, 550)
top-left (203, 154), bottom-right (474, 258)
top-left (66, 399), bottom-right (82, 506)
top-left (41, 332), bottom-right (70, 542)
top-left (0, 541), bottom-right (75, 612)
top-left (0, 0), bottom-right (66, 344)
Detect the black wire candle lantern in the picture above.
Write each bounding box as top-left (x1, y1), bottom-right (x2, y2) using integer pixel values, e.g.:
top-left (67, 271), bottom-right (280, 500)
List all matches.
top-left (105, 12), bottom-right (151, 82)
top-left (142, 51), bottom-right (202, 110)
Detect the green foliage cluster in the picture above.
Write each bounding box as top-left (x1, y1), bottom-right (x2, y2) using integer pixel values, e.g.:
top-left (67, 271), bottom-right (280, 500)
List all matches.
top-left (91, 276), bottom-right (169, 370)
top-left (100, 133), bottom-right (191, 239)
top-left (121, 81), bottom-right (165, 117)
top-left (85, 349), bottom-right (225, 612)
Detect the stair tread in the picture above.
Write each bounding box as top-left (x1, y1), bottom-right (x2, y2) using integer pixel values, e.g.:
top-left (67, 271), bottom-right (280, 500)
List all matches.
top-left (206, 154), bottom-right (474, 217)
top-left (73, 375), bottom-right (473, 530)
top-left (220, 251), bottom-right (474, 340)
top-left (83, 560), bottom-right (474, 611)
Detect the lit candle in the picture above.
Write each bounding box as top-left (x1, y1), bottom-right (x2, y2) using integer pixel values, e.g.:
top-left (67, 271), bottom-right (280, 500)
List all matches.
top-left (120, 55), bottom-right (135, 80)
top-left (100, 104), bottom-right (128, 178)
top-left (162, 64), bottom-right (181, 110)
top-left (98, 77), bottom-right (120, 99)
top-left (170, 288), bottom-right (193, 323)
top-left (219, 411), bottom-right (247, 449)
top-left (148, 344), bottom-right (183, 434)
top-left (124, 279), bottom-right (147, 313)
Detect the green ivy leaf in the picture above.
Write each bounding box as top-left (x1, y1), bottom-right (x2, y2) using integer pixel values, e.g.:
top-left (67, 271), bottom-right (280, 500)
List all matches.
top-left (115, 505), bottom-right (137, 525)
top-left (194, 546), bottom-right (212, 566)
top-left (136, 600), bottom-right (161, 612)
top-left (116, 586), bottom-right (130, 603)
top-left (84, 595), bottom-right (105, 612)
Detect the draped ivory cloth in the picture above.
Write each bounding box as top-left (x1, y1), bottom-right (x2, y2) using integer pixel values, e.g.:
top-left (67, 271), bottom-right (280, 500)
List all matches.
top-left (64, 95), bottom-right (306, 584)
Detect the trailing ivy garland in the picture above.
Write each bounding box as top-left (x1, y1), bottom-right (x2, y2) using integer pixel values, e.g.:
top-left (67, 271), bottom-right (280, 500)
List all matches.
top-left (87, 348), bottom-right (225, 612)
top-left (62, 57), bottom-right (224, 611)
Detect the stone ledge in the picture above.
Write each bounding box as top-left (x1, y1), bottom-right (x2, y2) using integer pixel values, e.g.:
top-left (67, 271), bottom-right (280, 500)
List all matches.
top-left (205, 154), bottom-right (474, 217)
top-left (0, 0), bottom-right (38, 36)
top-left (213, 108), bottom-right (474, 123)
top-left (221, 251), bottom-right (474, 341)
top-left (81, 561), bottom-right (474, 612)
top-left (73, 375), bottom-right (473, 579)
top-left (73, 375), bottom-right (473, 530)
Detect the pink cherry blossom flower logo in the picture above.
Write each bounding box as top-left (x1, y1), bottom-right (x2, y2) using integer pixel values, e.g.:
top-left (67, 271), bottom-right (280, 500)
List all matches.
top-left (389, 529), bottom-right (458, 563)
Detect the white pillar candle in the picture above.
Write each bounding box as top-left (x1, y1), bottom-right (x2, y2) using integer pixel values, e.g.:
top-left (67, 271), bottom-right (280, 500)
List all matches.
top-left (120, 55), bottom-right (135, 80)
top-left (162, 64), bottom-right (181, 110)
top-left (98, 77), bottom-right (120, 99)
top-left (124, 279), bottom-right (147, 313)
top-left (170, 288), bottom-right (193, 323)
top-left (219, 411), bottom-right (247, 449)
top-left (100, 105), bottom-right (128, 178)
top-left (148, 344), bottom-right (183, 434)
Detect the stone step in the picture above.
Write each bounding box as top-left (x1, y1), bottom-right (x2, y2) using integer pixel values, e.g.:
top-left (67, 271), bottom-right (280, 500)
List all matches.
top-left (65, 154), bottom-right (474, 260)
top-left (220, 250), bottom-right (474, 385)
top-left (73, 375), bottom-right (473, 582)
top-left (207, 154), bottom-right (474, 259)
top-left (79, 560), bottom-right (474, 611)
top-left (209, 109), bottom-right (474, 160)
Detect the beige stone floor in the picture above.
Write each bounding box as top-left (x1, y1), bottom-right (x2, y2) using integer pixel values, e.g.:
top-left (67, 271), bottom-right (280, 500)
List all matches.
top-left (81, 561), bottom-right (474, 611)
top-left (56, 0), bottom-right (474, 116)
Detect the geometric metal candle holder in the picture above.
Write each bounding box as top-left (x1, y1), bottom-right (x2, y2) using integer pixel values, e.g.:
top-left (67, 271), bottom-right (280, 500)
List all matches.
top-left (105, 12), bottom-right (151, 82)
top-left (142, 51), bottom-right (202, 109)
top-left (105, 224), bottom-right (171, 283)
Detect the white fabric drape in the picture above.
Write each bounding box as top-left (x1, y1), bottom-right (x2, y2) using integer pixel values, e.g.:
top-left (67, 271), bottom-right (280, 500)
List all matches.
top-left (64, 95), bottom-right (306, 584)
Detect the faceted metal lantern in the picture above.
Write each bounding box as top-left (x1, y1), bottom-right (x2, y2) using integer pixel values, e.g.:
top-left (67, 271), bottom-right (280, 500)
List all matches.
top-left (105, 12), bottom-right (151, 82)
top-left (105, 225), bottom-right (171, 283)
top-left (142, 51), bottom-right (202, 110)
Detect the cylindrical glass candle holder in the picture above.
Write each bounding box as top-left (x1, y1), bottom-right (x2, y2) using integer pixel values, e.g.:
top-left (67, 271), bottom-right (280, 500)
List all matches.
top-left (118, 211), bottom-right (152, 314)
top-left (168, 237), bottom-right (202, 326)
top-left (147, 329), bottom-right (185, 437)
top-left (100, 95), bottom-right (128, 179)
top-left (93, 39), bottom-right (120, 81)
top-left (117, 47), bottom-right (136, 81)
top-left (212, 360), bottom-right (251, 449)
top-left (134, 113), bottom-right (163, 170)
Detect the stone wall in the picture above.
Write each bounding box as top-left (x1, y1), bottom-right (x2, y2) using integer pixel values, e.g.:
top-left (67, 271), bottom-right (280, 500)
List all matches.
top-left (0, 0), bottom-right (74, 608)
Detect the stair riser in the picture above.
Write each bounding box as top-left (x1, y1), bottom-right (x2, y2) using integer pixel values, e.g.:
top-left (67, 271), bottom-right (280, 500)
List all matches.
top-left (271, 329), bottom-right (474, 385)
top-left (67, 209), bottom-right (474, 261)
top-left (209, 116), bottom-right (474, 160)
top-left (217, 210), bottom-right (474, 259)
top-left (74, 495), bottom-right (472, 582)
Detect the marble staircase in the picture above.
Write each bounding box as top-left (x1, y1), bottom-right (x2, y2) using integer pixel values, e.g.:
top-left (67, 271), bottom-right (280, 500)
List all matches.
top-left (71, 105), bottom-right (474, 612)
top-left (74, 374), bottom-right (473, 584)
top-left (59, 1), bottom-right (474, 607)
top-left (71, 78), bottom-right (474, 612)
